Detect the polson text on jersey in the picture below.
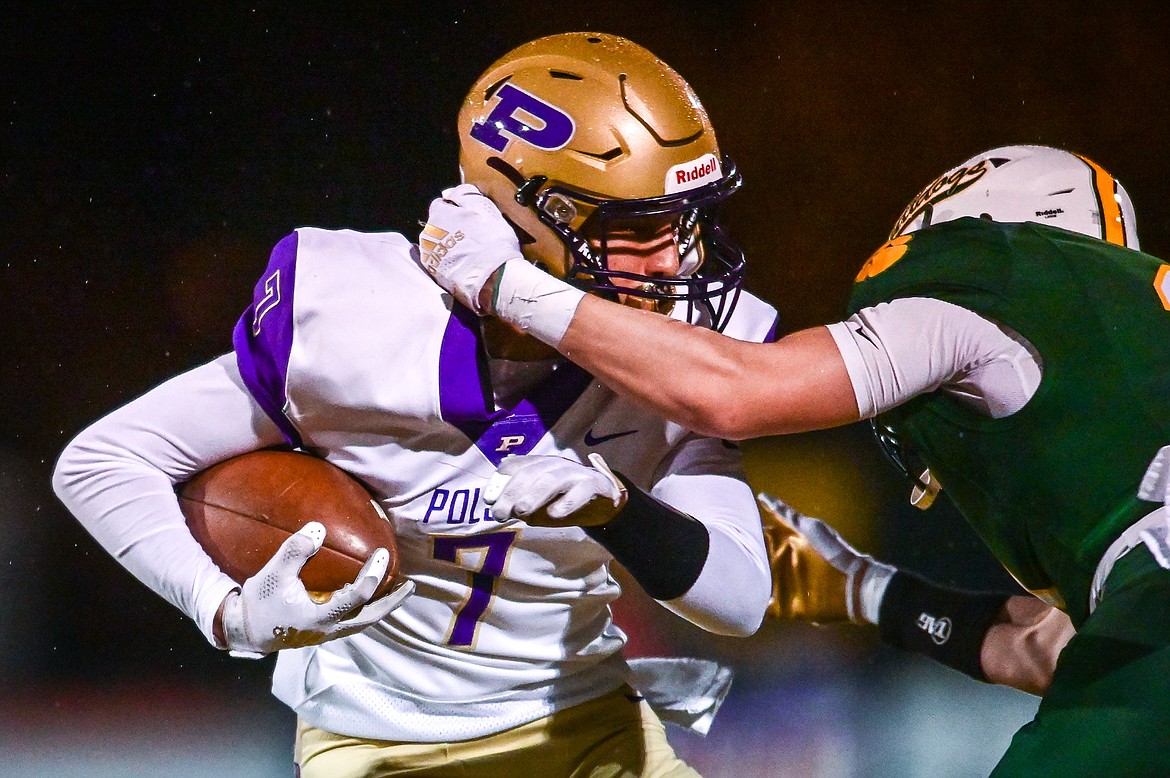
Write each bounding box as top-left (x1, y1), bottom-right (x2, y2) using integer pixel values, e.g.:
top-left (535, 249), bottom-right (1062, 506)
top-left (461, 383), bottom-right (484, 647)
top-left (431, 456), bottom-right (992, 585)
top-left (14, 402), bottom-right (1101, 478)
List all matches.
top-left (422, 487), bottom-right (504, 524)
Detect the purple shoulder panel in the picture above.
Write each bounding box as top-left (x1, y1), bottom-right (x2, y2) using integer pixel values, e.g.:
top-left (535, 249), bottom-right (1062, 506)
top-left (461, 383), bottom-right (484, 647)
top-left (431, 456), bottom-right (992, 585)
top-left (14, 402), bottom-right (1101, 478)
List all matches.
top-left (437, 302), bottom-right (494, 431)
top-left (438, 302), bottom-right (592, 466)
top-left (474, 362), bottom-right (590, 466)
top-left (232, 232), bottom-right (303, 447)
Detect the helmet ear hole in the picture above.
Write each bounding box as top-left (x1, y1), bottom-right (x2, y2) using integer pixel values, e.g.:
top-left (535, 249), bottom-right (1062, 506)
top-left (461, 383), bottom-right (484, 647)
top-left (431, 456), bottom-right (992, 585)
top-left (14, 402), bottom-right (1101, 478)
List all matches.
top-left (485, 156), bottom-right (527, 188)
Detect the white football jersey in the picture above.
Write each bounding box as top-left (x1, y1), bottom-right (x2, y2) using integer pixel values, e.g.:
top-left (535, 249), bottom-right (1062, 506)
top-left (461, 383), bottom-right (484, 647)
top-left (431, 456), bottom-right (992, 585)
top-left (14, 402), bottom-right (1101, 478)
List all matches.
top-left (232, 227), bottom-right (776, 742)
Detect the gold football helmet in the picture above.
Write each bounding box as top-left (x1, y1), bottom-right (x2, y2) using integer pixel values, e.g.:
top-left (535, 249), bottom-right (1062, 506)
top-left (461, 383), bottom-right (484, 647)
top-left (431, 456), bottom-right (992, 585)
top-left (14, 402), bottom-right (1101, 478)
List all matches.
top-left (458, 32), bottom-right (744, 329)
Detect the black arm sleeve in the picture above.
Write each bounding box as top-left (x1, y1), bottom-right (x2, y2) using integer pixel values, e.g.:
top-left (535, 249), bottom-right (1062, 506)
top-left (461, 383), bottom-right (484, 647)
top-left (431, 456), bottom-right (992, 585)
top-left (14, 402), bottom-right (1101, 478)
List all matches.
top-left (585, 472), bottom-right (710, 601)
top-left (877, 570), bottom-right (1011, 681)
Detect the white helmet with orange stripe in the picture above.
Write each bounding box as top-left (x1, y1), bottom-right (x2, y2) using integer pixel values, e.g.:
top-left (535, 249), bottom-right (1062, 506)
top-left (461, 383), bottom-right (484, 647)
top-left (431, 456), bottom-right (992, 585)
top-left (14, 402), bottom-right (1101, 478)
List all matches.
top-left (890, 144), bottom-right (1139, 250)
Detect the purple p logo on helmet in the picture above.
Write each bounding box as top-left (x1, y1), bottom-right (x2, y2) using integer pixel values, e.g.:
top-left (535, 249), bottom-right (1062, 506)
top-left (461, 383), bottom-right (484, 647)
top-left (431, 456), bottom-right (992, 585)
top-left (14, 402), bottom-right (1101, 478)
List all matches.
top-left (469, 83), bottom-right (575, 153)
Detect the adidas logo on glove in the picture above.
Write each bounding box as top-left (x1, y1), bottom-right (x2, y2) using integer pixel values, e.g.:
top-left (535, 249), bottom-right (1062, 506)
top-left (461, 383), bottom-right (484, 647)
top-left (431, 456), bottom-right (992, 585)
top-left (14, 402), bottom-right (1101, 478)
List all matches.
top-left (419, 224), bottom-right (465, 273)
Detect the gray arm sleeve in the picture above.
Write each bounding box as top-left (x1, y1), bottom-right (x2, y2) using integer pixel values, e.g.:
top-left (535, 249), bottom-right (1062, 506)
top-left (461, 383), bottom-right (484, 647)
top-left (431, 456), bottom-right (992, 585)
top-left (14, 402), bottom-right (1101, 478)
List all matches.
top-left (826, 297), bottom-right (1041, 420)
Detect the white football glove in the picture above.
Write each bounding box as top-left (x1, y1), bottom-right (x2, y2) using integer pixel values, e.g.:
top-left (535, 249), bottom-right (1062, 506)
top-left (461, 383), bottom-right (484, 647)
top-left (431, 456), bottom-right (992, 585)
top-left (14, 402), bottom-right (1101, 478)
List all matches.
top-left (220, 521), bottom-right (415, 658)
top-left (757, 493), bottom-right (895, 624)
top-left (418, 184), bottom-right (524, 314)
top-left (485, 453), bottom-right (627, 527)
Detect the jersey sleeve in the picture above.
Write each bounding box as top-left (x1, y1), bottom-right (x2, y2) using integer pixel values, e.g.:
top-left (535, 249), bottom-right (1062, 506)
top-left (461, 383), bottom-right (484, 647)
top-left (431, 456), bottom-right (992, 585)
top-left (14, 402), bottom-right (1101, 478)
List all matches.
top-left (51, 355), bottom-right (288, 645)
top-left (621, 290), bottom-right (775, 635)
top-left (648, 435), bottom-right (771, 636)
top-left (719, 290), bottom-right (781, 344)
top-left (827, 296), bottom-right (1040, 419)
top-left (232, 231), bottom-right (303, 446)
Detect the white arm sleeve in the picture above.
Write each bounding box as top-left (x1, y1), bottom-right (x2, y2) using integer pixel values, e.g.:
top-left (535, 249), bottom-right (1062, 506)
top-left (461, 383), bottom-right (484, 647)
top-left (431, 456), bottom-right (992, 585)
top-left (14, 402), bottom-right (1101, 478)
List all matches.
top-left (51, 354), bottom-right (287, 646)
top-left (649, 437), bottom-right (771, 637)
top-left (826, 297), bottom-right (1041, 419)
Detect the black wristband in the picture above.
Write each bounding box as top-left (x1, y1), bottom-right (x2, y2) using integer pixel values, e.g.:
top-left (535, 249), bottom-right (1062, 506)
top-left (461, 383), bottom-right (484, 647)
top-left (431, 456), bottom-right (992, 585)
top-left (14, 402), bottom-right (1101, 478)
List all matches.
top-left (585, 472), bottom-right (710, 601)
top-left (877, 570), bottom-right (1011, 681)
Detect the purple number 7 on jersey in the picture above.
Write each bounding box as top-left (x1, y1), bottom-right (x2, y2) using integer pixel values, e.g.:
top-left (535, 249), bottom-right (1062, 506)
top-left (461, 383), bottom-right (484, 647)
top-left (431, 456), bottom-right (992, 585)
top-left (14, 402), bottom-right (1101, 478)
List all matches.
top-left (432, 531), bottom-right (517, 648)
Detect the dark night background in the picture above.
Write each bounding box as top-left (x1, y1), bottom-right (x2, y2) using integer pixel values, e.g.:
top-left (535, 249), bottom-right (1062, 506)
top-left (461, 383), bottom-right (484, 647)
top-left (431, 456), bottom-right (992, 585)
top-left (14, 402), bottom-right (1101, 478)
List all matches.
top-left (3, 3), bottom-right (1169, 775)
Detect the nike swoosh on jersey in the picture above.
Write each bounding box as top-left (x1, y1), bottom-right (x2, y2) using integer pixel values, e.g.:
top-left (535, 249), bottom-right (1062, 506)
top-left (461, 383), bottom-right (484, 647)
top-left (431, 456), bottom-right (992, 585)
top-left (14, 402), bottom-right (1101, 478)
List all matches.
top-left (583, 427), bottom-right (638, 446)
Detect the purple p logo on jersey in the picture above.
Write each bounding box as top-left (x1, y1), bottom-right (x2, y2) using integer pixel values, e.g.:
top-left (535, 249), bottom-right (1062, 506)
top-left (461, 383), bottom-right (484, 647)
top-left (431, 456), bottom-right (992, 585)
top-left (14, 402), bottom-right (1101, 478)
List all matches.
top-left (469, 83), bottom-right (575, 153)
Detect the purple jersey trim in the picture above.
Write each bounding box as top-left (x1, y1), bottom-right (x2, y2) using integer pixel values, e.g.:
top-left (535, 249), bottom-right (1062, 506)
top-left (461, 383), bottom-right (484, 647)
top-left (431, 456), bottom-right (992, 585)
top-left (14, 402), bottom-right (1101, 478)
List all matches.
top-left (438, 304), bottom-right (592, 466)
top-left (763, 312), bottom-right (781, 343)
top-left (436, 303), bottom-right (494, 427)
top-left (232, 232), bottom-right (303, 447)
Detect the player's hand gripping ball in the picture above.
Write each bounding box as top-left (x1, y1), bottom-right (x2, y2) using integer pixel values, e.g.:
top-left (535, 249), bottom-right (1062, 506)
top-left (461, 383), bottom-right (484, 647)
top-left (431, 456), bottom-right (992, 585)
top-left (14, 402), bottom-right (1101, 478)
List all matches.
top-left (179, 450), bottom-right (414, 657)
top-left (177, 450), bottom-right (400, 600)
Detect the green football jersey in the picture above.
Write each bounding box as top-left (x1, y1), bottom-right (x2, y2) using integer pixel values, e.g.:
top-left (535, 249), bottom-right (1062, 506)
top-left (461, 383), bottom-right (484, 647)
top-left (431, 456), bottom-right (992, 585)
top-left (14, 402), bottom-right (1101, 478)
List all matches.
top-left (848, 217), bottom-right (1170, 626)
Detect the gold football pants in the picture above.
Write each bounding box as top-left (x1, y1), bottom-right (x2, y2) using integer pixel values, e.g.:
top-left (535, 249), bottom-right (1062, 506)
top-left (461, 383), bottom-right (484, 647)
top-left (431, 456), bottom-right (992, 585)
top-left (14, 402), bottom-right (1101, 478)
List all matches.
top-left (295, 685), bottom-right (701, 778)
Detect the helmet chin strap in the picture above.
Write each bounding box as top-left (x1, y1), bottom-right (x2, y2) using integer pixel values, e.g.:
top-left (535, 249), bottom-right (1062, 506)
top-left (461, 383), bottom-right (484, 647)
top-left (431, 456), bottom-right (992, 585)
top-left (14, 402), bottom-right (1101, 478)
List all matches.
top-left (584, 280), bottom-right (676, 316)
top-left (626, 284), bottom-right (675, 316)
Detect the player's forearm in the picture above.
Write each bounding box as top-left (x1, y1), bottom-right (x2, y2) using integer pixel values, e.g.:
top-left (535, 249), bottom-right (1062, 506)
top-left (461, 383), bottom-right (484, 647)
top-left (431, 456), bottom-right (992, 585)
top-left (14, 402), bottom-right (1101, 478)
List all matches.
top-left (761, 499), bottom-right (1069, 694)
top-left (53, 420), bottom-right (241, 642)
top-left (562, 297), bottom-right (755, 437)
top-left (586, 473), bottom-right (711, 601)
top-left (490, 261), bottom-right (859, 438)
top-left (651, 452), bottom-right (770, 635)
top-left (661, 525), bottom-right (770, 636)
top-left (561, 297), bottom-right (859, 439)
top-left (589, 474), bottom-right (768, 636)
top-left (878, 574), bottom-right (1070, 695)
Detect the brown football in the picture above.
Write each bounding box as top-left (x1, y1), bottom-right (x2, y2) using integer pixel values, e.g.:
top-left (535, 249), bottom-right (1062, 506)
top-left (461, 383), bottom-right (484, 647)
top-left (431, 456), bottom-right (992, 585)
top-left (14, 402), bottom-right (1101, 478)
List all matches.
top-left (177, 450), bottom-right (398, 599)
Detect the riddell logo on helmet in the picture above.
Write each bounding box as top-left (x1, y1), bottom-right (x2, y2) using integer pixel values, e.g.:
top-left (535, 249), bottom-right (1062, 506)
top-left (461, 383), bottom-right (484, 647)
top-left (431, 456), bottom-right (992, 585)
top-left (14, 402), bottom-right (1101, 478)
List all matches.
top-left (665, 153), bottom-right (721, 194)
top-left (418, 224), bottom-right (465, 272)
